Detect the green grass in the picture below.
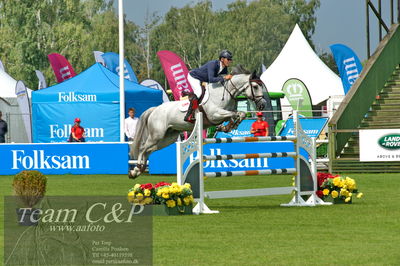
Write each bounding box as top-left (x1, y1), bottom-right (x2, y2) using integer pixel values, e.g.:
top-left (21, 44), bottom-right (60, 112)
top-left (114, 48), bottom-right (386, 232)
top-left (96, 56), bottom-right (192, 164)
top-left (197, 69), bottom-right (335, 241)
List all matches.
top-left (1, 173), bottom-right (400, 265)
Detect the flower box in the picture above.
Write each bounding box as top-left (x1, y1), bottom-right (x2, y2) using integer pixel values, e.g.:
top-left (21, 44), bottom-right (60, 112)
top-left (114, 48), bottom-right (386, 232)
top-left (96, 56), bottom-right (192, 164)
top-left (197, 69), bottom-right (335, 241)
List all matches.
top-left (152, 204), bottom-right (193, 216)
top-left (323, 196), bottom-right (352, 204)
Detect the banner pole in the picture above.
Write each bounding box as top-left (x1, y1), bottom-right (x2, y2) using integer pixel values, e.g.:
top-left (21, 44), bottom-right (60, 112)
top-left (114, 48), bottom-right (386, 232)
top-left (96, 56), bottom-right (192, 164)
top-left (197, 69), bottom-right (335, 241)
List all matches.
top-left (118, 0), bottom-right (125, 142)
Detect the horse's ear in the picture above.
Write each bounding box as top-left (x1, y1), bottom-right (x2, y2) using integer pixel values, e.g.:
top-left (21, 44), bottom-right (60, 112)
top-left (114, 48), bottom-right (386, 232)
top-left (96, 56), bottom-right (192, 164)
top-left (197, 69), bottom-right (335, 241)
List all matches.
top-left (251, 70), bottom-right (259, 80)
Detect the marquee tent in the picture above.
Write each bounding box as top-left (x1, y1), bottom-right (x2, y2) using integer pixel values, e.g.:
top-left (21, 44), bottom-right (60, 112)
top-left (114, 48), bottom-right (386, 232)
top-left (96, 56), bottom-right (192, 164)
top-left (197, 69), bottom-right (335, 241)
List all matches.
top-left (0, 70), bottom-right (31, 143)
top-left (32, 63), bottom-right (162, 143)
top-left (260, 24), bottom-right (344, 107)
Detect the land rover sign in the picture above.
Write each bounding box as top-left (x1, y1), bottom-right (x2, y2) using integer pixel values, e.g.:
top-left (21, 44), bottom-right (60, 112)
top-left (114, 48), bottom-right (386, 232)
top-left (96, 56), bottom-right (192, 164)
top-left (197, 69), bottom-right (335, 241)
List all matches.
top-left (360, 129), bottom-right (400, 161)
top-left (378, 134), bottom-right (400, 150)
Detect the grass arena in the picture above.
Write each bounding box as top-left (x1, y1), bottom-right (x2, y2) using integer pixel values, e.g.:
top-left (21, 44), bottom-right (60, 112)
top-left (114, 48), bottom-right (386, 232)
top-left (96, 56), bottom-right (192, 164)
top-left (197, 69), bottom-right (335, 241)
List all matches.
top-left (1, 173), bottom-right (399, 265)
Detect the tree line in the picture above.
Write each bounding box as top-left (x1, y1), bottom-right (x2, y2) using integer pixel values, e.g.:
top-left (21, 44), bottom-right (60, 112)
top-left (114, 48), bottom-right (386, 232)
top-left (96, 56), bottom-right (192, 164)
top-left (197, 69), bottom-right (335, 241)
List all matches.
top-left (0, 0), bottom-right (325, 90)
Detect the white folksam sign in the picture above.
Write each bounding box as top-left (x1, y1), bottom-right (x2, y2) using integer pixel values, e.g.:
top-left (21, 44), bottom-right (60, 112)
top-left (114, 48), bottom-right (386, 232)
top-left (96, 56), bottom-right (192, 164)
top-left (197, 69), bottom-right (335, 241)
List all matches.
top-left (360, 129), bottom-right (400, 161)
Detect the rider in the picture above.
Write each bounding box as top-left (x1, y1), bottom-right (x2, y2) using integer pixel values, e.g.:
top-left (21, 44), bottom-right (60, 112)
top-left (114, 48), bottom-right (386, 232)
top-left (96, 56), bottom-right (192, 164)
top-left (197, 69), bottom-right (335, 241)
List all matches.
top-left (184, 50), bottom-right (234, 123)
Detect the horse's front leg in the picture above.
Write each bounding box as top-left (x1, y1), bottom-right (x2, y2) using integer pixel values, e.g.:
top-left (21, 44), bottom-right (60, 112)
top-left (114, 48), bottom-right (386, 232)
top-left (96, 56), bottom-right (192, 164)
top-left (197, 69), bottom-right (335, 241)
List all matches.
top-left (214, 111), bottom-right (246, 133)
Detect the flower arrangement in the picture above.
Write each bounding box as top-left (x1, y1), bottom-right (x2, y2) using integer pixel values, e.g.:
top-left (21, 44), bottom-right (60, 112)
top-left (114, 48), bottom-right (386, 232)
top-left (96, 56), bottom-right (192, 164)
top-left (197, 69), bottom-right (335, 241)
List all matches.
top-left (128, 181), bottom-right (194, 208)
top-left (316, 173), bottom-right (363, 203)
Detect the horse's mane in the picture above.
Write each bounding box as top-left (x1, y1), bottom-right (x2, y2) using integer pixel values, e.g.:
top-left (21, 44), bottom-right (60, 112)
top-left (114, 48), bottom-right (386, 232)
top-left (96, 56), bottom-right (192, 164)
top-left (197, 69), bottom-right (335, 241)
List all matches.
top-left (231, 64), bottom-right (259, 80)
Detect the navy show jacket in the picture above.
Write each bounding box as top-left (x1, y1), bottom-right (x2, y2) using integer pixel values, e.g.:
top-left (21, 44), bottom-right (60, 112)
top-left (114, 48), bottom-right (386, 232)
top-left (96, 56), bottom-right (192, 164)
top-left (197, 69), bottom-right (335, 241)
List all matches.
top-left (189, 60), bottom-right (227, 83)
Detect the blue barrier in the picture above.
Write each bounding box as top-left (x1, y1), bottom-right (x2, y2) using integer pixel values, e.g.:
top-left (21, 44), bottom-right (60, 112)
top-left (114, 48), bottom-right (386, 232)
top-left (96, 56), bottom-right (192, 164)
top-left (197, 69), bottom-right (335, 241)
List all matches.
top-left (0, 143), bottom-right (128, 175)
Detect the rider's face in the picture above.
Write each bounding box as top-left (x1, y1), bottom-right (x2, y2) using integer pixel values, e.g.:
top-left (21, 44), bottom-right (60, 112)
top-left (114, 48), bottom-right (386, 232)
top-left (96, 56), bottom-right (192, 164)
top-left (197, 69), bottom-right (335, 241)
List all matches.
top-left (221, 57), bottom-right (232, 67)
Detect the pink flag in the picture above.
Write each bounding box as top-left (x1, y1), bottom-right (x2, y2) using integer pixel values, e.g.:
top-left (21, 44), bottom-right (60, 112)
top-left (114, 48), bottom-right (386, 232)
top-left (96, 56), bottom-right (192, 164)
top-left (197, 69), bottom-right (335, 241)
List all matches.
top-left (47, 53), bottom-right (77, 83)
top-left (157, 50), bottom-right (193, 100)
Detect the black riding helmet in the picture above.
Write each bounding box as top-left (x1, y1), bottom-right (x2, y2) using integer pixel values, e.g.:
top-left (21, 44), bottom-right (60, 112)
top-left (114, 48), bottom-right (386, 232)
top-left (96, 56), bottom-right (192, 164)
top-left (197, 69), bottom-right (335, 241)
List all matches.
top-left (219, 50), bottom-right (233, 60)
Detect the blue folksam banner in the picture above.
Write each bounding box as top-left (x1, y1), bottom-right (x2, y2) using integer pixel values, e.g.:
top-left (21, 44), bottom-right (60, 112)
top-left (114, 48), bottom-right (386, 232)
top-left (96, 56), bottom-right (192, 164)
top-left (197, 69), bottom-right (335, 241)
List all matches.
top-left (0, 143), bottom-right (128, 175)
top-left (102, 52), bottom-right (138, 83)
top-left (330, 44), bottom-right (363, 94)
top-left (279, 117), bottom-right (328, 138)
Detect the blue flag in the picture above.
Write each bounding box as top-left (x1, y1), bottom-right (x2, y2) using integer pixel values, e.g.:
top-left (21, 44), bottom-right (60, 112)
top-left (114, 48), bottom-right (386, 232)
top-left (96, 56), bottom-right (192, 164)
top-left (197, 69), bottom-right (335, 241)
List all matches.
top-left (330, 44), bottom-right (363, 94)
top-left (102, 52), bottom-right (138, 83)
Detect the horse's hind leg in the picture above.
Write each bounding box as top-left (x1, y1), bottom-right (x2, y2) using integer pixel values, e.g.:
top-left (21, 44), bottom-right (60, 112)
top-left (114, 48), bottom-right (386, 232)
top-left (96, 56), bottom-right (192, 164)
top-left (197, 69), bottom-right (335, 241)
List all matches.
top-left (129, 137), bottom-right (160, 179)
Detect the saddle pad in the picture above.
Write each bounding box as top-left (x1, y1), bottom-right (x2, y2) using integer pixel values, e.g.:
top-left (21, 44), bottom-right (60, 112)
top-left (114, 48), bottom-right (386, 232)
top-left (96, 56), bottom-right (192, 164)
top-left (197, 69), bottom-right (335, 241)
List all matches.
top-left (178, 87), bottom-right (210, 112)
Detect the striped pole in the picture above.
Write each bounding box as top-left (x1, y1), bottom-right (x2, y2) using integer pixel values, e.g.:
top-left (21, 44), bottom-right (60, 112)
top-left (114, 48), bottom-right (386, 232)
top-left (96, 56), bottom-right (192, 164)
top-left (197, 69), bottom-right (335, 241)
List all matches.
top-left (205, 168), bottom-right (296, 178)
top-left (204, 136), bottom-right (296, 144)
top-left (203, 152), bottom-right (297, 161)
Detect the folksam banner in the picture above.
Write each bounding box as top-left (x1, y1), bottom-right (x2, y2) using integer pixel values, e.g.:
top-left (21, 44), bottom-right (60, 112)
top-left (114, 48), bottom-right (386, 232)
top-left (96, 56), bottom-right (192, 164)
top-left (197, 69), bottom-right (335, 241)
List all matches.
top-left (279, 117), bottom-right (328, 138)
top-left (0, 143), bottom-right (128, 175)
top-left (157, 50), bottom-right (193, 100)
top-left (330, 44), bottom-right (363, 94)
top-left (47, 53), bottom-right (77, 83)
top-left (282, 78), bottom-right (313, 117)
top-left (102, 52), bottom-right (138, 83)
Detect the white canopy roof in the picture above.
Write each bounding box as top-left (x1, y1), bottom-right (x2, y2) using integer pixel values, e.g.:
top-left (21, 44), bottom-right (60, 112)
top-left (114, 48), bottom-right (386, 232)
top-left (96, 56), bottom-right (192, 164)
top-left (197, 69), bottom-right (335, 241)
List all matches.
top-left (0, 69), bottom-right (17, 98)
top-left (261, 24), bottom-right (344, 105)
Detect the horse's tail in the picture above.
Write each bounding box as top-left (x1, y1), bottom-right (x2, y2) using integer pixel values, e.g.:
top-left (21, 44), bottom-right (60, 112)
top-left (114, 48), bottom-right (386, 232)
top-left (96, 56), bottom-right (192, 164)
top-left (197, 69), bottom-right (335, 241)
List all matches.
top-left (130, 107), bottom-right (156, 159)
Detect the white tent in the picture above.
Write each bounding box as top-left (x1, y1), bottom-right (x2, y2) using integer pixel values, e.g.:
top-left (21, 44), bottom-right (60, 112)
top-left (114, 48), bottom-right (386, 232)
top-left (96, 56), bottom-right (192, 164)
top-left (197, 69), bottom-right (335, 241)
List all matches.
top-left (0, 69), bottom-right (31, 143)
top-left (260, 24), bottom-right (344, 107)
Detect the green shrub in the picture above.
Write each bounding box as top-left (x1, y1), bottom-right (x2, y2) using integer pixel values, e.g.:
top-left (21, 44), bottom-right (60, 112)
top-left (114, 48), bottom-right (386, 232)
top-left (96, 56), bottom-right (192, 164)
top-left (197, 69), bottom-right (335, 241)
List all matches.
top-left (13, 170), bottom-right (47, 207)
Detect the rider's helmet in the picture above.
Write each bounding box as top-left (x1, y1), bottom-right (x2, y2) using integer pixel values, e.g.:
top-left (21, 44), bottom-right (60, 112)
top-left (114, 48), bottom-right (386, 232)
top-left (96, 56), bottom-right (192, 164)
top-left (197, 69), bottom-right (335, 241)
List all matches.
top-left (219, 50), bottom-right (233, 60)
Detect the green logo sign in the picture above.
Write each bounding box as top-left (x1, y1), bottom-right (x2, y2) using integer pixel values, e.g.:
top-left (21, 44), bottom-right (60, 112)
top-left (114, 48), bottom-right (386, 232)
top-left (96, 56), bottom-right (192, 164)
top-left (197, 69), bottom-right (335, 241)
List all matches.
top-left (378, 134), bottom-right (400, 150)
top-left (282, 78), bottom-right (313, 117)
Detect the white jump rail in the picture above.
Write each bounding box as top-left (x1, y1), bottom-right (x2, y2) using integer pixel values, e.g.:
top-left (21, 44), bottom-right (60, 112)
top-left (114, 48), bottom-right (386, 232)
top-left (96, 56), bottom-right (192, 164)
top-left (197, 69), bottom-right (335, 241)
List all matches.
top-left (176, 111), bottom-right (330, 214)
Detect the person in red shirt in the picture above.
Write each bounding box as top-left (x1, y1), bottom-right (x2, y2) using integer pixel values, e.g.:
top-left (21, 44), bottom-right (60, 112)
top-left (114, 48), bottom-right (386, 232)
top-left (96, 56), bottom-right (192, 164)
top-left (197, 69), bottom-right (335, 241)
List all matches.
top-left (250, 112), bottom-right (269, 136)
top-left (70, 118), bottom-right (85, 142)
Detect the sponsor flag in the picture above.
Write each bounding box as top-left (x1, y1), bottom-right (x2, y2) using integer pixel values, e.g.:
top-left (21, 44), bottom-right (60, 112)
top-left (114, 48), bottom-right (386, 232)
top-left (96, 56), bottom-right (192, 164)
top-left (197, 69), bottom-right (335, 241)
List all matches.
top-left (15, 81), bottom-right (32, 142)
top-left (157, 50), bottom-right (193, 100)
top-left (0, 59), bottom-right (5, 72)
top-left (35, 70), bottom-right (47, 90)
top-left (101, 52), bottom-right (138, 83)
top-left (282, 78), bottom-right (313, 117)
top-left (93, 51), bottom-right (105, 66)
top-left (47, 53), bottom-right (76, 83)
top-left (330, 44), bottom-right (363, 94)
top-left (140, 79), bottom-right (170, 102)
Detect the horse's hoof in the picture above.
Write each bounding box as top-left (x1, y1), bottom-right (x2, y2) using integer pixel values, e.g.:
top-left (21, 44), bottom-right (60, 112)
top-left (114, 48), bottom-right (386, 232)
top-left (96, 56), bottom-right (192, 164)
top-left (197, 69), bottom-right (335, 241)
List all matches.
top-left (128, 169), bottom-right (140, 179)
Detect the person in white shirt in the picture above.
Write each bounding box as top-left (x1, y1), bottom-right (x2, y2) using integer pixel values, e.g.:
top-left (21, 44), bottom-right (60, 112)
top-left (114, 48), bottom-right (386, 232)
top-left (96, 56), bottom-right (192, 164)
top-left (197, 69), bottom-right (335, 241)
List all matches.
top-left (125, 108), bottom-right (139, 141)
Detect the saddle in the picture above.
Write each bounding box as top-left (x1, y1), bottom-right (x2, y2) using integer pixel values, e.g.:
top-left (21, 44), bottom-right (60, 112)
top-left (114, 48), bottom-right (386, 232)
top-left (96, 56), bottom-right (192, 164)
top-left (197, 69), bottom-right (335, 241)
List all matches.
top-left (178, 83), bottom-right (209, 112)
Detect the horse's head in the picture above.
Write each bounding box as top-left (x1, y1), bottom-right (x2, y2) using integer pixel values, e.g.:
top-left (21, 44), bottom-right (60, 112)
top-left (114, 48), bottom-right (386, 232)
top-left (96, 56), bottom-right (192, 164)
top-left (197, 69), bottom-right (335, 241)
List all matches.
top-left (229, 66), bottom-right (267, 110)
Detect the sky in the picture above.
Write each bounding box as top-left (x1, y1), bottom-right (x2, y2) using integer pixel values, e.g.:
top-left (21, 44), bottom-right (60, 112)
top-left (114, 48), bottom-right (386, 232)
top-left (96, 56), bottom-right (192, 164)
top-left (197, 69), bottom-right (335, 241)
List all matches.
top-left (116, 0), bottom-right (397, 63)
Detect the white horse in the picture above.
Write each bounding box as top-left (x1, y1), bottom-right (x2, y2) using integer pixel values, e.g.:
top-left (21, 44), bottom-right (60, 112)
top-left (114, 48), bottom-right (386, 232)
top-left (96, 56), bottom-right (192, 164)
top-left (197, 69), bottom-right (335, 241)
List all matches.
top-left (129, 68), bottom-right (266, 179)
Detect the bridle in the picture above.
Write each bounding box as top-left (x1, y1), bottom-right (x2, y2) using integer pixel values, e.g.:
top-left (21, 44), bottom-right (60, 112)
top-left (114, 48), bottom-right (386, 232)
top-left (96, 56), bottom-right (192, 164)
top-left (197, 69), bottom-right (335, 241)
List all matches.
top-left (222, 76), bottom-right (264, 106)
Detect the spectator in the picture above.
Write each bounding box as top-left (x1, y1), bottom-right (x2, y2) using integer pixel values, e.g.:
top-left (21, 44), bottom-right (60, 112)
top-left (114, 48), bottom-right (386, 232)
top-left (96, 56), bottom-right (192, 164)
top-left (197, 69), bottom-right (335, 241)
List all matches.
top-left (0, 111), bottom-right (7, 143)
top-left (250, 112), bottom-right (269, 137)
top-left (70, 118), bottom-right (85, 142)
top-left (125, 107), bottom-right (139, 141)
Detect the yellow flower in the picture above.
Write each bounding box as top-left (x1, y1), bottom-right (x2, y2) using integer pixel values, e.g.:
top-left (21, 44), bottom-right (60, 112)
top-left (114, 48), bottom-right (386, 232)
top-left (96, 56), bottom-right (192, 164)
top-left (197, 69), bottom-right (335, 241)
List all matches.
top-left (177, 198), bottom-right (183, 206)
top-left (183, 183), bottom-right (191, 189)
top-left (331, 190), bottom-right (339, 198)
top-left (323, 189), bottom-right (330, 196)
top-left (156, 190), bottom-right (162, 196)
top-left (333, 177), bottom-right (341, 187)
top-left (144, 189), bottom-right (151, 197)
top-left (345, 197), bottom-right (351, 203)
top-left (357, 192), bottom-right (363, 198)
top-left (162, 193), bottom-right (169, 199)
top-left (183, 196), bottom-right (191, 205)
top-left (136, 193), bottom-right (144, 200)
top-left (133, 184), bottom-right (141, 190)
top-left (348, 192), bottom-right (352, 197)
top-left (340, 188), bottom-right (348, 197)
top-left (127, 191), bottom-right (135, 202)
top-left (166, 200), bottom-right (176, 208)
top-left (143, 197), bottom-right (153, 205)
